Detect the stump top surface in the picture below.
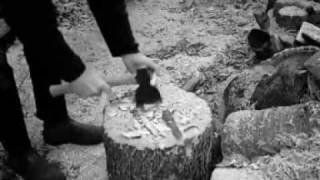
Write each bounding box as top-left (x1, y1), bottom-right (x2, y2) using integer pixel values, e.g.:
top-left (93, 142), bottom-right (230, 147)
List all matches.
top-left (103, 83), bottom-right (212, 150)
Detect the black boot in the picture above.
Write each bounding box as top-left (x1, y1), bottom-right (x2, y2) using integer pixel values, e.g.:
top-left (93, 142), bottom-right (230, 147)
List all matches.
top-left (43, 117), bottom-right (104, 146)
top-left (7, 148), bottom-right (66, 180)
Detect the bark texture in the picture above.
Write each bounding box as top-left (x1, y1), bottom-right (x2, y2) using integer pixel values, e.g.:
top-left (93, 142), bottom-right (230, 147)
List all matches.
top-left (221, 101), bottom-right (320, 160)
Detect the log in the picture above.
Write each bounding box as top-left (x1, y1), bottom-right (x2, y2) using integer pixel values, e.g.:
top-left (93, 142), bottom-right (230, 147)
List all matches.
top-left (221, 65), bottom-right (276, 122)
top-left (272, 0), bottom-right (320, 30)
top-left (296, 21), bottom-right (320, 46)
top-left (251, 46), bottom-right (320, 109)
top-left (221, 47), bottom-right (319, 120)
top-left (274, 4), bottom-right (308, 30)
top-left (221, 101), bottom-right (320, 160)
top-left (103, 83), bottom-right (222, 180)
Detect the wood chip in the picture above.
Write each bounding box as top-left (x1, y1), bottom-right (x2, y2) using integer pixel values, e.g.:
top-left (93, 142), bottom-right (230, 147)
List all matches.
top-left (119, 104), bottom-right (130, 111)
top-left (121, 131), bottom-right (143, 139)
top-left (107, 108), bottom-right (117, 117)
top-left (145, 111), bottom-right (155, 119)
top-left (140, 117), bottom-right (158, 136)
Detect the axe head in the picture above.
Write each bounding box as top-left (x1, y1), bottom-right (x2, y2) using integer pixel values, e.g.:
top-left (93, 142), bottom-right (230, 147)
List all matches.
top-left (135, 68), bottom-right (162, 108)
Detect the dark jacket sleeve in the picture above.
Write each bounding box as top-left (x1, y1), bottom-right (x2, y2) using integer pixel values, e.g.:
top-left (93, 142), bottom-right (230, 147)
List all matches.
top-left (87, 0), bottom-right (139, 57)
top-left (1, 0), bottom-right (85, 82)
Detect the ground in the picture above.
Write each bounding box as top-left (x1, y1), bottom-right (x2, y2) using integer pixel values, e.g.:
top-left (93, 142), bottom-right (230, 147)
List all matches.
top-left (0, 0), bottom-right (268, 179)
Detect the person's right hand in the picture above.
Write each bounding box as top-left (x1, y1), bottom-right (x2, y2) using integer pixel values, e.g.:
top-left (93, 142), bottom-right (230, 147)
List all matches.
top-left (65, 66), bottom-right (112, 98)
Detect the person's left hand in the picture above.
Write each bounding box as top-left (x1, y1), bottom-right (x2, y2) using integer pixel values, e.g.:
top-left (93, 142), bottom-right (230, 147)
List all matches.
top-left (121, 53), bottom-right (160, 75)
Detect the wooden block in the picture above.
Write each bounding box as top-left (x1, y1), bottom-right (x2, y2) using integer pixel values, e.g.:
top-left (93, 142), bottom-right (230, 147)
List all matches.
top-left (296, 21), bottom-right (320, 44)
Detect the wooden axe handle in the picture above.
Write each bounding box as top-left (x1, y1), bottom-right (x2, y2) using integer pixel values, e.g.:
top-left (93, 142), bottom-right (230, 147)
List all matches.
top-left (50, 74), bottom-right (136, 97)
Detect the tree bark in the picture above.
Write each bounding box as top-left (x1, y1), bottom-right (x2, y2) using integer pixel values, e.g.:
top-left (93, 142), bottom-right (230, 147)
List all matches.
top-left (222, 101), bottom-right (320, 160)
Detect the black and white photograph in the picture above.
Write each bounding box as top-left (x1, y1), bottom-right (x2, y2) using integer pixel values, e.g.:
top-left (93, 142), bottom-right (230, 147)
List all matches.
top-left (0, 0), bottom-right (320, 179)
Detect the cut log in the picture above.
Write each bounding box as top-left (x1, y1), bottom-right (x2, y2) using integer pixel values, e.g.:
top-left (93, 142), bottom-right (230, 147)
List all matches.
top-left (103, 83), bottom-right (222, 180)
top-left (274, 4), bottom-right (308, 30)
top-left (296, 21), bottom-right (320, 46)
top-left (271, 0), bottom-right (320, 29)
top-left (221, 64), bottom-right (276, 122)
top-left (273, 0), bottom-right (314, 30)
top-left (221, 101), bottom-right (320, 160)
top-left (251, 46), bottom-right (319, 109)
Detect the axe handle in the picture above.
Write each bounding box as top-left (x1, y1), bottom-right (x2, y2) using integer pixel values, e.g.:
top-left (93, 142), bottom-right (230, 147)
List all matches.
top-left (49, 74), bottom-right (136, 97)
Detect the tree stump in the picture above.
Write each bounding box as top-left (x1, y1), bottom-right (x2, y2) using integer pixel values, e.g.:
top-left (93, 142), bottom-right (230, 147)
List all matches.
top-left (272, 0), bottom-right (320, 30)
top-left (103, 84), bottom-right (222, 180)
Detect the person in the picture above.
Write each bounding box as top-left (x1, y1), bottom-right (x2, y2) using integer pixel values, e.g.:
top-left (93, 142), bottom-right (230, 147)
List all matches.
top-left (0, 0), bottom-right (159, 179)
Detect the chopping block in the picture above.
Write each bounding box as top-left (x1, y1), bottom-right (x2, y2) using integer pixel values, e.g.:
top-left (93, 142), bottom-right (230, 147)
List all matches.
top-left (102, 83), bottom-right (222, 180)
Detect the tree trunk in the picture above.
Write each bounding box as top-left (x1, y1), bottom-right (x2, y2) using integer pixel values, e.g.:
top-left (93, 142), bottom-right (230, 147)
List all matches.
top-left (103, 84), bottom-right (222, 180)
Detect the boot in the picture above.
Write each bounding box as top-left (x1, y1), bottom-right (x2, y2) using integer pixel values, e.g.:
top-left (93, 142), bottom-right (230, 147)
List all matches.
top-left (7, 148), bottom-right (66, 180)
top-left (43, 117), bottom-right (104, 146)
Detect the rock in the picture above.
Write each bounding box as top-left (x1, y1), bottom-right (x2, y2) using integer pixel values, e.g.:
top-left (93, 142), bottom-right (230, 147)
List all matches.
top-left (211, 168), bottom-right (267, 180)
top-left (221, 101), bottom-right (320, 160)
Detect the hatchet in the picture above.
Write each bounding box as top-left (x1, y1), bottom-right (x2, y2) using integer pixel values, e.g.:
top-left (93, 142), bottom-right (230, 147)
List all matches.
top-left (49, 69), bottom-right (162, 108)
top-left (49, 74), bottom-right (137, 97)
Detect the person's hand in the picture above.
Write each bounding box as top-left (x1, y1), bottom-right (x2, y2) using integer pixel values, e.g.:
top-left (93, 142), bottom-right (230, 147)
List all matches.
top-left (121, 53), bottom-right (160, 75)
top-left (65, 66), bottom-right (112, 98)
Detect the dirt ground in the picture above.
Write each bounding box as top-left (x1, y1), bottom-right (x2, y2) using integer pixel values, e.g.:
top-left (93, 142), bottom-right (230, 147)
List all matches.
top-left (0, 0), bottom-right (275, 179)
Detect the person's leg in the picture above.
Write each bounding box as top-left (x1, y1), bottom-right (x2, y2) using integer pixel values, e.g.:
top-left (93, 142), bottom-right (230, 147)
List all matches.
top-left (24, 47), bottom-right (104, 146)
top-left (0, 40), bottom-right (31, 158)
top-left (2, 0), bottom-right (103, 146)
top-left (0, 35), bottom-right (65, 180)
top-left (23, 47), bottom-right (69, 124)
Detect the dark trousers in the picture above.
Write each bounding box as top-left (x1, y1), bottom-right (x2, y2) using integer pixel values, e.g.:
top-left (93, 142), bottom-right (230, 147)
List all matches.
top-left (0, 34), bottom-right (69, 156)
top-left (0, 0), bottom-right (133, 156)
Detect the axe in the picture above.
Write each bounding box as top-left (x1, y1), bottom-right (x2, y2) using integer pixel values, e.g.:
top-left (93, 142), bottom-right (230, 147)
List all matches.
top-left (49, 69), bottom-right (162, 108)
top-left (49, 74), bottom-right (137, 97)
